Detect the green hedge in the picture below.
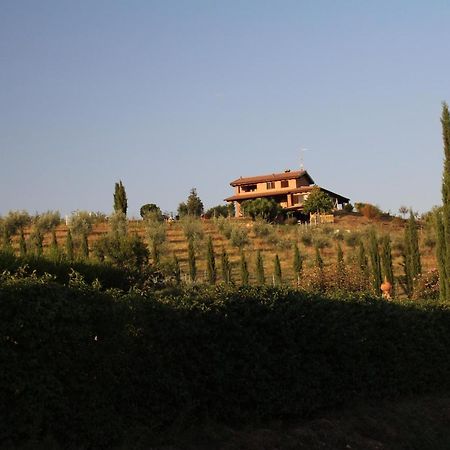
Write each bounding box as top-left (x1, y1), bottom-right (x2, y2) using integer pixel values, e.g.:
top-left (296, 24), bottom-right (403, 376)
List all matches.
top-left (0, 251), bottom-right (131, 290)
top-left (2, 277), bottom-right (450, 448)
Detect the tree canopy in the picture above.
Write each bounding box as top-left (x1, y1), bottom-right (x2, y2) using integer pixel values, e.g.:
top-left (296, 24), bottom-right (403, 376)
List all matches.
top-left (302, 187), bottom-right (334, 215)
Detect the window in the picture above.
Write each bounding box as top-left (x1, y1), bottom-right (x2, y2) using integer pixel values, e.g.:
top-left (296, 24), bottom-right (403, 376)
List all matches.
top-left (241, 184), bottom-right (257, 192)
top-left (292, 194), bottom-right (303, 205)
top-left (266, 181), bottom-right (275, 189)
top-left (281, 180), bottom-right (289, 188)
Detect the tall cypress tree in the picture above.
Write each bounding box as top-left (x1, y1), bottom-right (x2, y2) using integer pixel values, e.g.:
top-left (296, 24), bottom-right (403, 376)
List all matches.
top-left (34, 231), bottom-right (43, 257)
top-left (293, 244), bottom-right (303, 287)
top-left (221, 248), bottom-right (232, 285)
top-left (173, 253), bottom-right (181, 285)
top-left (381, 234), bottom-right (395, 295)
top-left (358, 240), bottom-right (369, 278)
top-left (315, 244), bottom-right (325, 292)
top-left (80, 232), bottom-right (89, 260)
top-left (19, 229), bottom-right (27, 257)
top-left (336, 242), bottom-right (345, 283)
top-left (188, 238), bottom-right (196, 282)
top-left (49, 229), bottom-right (59, 261)
top-left (240, 251), bottom-right (249, 285)
top-left (66, 229), bottom-right (74, 262)
top-left (437, 102), bottom-right (450, 300)
top-left (404, 211), bottom-right (421, 296)
top-left (206, 236), bottom-right (216, 284)
top-left (435, 210), bottom-right (447, 300)
top-left (256, 250), bottom-right (265, 285)
top-left (368, 228), bottom-right (382, 296)
top-left (274, 254), bottom-right (282, 286)
top-left (113, 180), bottom-right (128, 215)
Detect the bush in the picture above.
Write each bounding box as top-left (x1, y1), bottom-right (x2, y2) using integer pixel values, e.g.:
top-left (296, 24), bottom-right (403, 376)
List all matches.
top-left (253, 219), bottom-right (272, 238)
top-left (299, 231), bottom-right (313, 247)
top-left (230, 227), bottom-right (249, 248)
top-left (355, 203), bottom-right (382, 219)
top-left (344, 231), bottom-right (360, 247)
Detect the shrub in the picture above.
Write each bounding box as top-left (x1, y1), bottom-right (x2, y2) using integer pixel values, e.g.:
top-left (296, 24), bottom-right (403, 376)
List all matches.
top-left (344, 231), bottom-right (360, 247)
top-left (299, 230), bottom-right (313, 247)
top-left (181, 216), bottom-right (204, 243)
top-left (230, 227), bottom-right (249, 249)
top-left (303, 186), bottom-right (334, 214)
top-left (253, 219), bottom-right (272, 238)
top-left (33, 210), bottom-right (61, 233)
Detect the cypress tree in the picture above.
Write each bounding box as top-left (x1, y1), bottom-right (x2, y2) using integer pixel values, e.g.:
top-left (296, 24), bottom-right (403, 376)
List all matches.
top-left (336, 242), bottom-right (345, 283)
top-left (315, 244), bottom-right (324, 270)
top-left (49, 229), bottom-right (59, 261)
top-left (315, 244), bottom-right (325, 292)
top-left (19, 229), bottom-right (27, 257)
top-left (206, 236), bottom-right (216, 284)
top-left (240, 251), bottom-right (249, 285)
top-left (256, 250), bottom-right (265, 285)
top-left (152, 241), bottom-right (159, 266)
top-left (2, 229), bottom-right (13, 254)
top-left (368, 228), bottom-right (382, 296)
top-left (221, 248), bottom-right (232, 285)
top-left (188, 238), bottom-right (196, 282)
top-left (438, 102), bottom-right (450, 300)
top-left (274, 254), bottom-right (282, 286)
top-left (34, 231), bottom-right (43, 257)
top-left (404, 211), bottom-right (421, 296)
top-left (113, 180), bottom-right (128, 215)
top-left (358, 240), bottom-right (369, 278)
top-left (66, 229), bottom-right (74, 262)
top-left (173, 253), bottom-right (181, 285)
top-left (293, 244), bottom-right (303, 287)
top-left (381, 234), bottom-right (395, 295)
top-left (80, 232), bottom-right (89, 260)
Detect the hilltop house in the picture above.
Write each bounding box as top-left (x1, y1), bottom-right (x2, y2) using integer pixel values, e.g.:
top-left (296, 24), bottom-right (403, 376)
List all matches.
top-left (224, 169), bottom-right (350, 218)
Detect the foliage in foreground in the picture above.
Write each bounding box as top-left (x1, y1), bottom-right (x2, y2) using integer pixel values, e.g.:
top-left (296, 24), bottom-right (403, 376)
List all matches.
top-left (2, 274), bottom-right (450, 448)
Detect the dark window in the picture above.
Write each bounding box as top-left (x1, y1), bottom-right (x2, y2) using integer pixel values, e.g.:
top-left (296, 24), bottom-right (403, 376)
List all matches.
top-left (281, 180), bottom-right (289, 188)
top-left (242, 184), bottom-right (257, 192)
top-left (266, 181), bottom-right (275, 189)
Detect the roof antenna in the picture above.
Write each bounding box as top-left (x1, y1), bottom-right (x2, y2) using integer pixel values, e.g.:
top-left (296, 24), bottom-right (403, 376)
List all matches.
top-left (300, 147), bottom-right (308, 170)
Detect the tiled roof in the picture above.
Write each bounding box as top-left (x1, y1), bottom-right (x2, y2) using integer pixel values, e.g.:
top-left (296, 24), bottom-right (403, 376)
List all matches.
top-left (230, 169), bottom-right (314, 186)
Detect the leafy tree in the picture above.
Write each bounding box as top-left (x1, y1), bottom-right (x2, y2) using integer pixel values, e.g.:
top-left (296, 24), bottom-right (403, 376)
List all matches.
top-left (205, 204), bottom-right (230, 219)
top-left (93, 233), bottom-right (148, 271)
top-left (303, 186), bottom-right (334, 215)
top-left (178, 188), bottom-right (204, 218)
top-left (140, 203), bottom-right (163, 221)
top-left (241, 198), bottom-right (282, 222)
top-left (436, 101), bottom-right (450, 300)
top-left (113, 180), bottom-right (128, 215)
top-left (368, 229), bottom-right (382, 296)
top-left (230, 227), bottom-right (249, 248)
top-left (273, 254), bottom-right (282, 286)
top-left (65, 229), bottom-right (74, 261)
top-left (381, 234), bottom-right (395, 296)
top-left (255, 250), bottom-right (265, 285)
top-left (240, 251), bottom-right (249, 285)
top-left (34, 211), bottom-right (61, 234)
top-left (188, 239), bottom-right (196, 282)
top-left (293, 244), bottom-right (303, 286)
top-left (180, 216), bottom-right (204, 243)
top-left (206, 236), bottom-right (216, 284)
top-left (69, 211), bottom-right (94, 237)
top-left (3, 210), bottom-right (31, 236)
top-left (221, 248), bottom-right (232, 285)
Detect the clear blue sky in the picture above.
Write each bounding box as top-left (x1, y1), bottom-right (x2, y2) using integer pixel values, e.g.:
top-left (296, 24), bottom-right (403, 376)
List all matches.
top-left (1, 0), bottom-right (449, 217)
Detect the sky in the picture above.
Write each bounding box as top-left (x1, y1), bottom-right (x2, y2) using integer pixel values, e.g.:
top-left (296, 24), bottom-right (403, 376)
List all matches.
top-left (1, 0), bottom-right (449, 217)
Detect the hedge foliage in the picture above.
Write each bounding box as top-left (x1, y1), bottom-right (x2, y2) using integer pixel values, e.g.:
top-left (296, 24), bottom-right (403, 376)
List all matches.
top-left (2, 275), bottom-right (450, 448)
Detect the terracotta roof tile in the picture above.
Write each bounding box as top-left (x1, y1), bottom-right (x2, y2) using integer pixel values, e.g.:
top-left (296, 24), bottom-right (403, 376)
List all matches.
top-left (230, 169), bottom-right (314, 186)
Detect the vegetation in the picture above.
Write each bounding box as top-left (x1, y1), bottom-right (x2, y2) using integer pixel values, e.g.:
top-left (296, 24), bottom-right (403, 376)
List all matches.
top-left (4, 272), bottom-right (450, 448)
top-left (113, 180), bottom-right (128, 215)
top-left (178, 188), bottom-right (204, 217)
top-left (241, 197), bottom-right (282, 221)
top-left (140, 203), bottom-right (163, 220)
top-left (303, 186), bottom-right (334, 214)
top-left (437, 101), bottom-right (450, 301)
